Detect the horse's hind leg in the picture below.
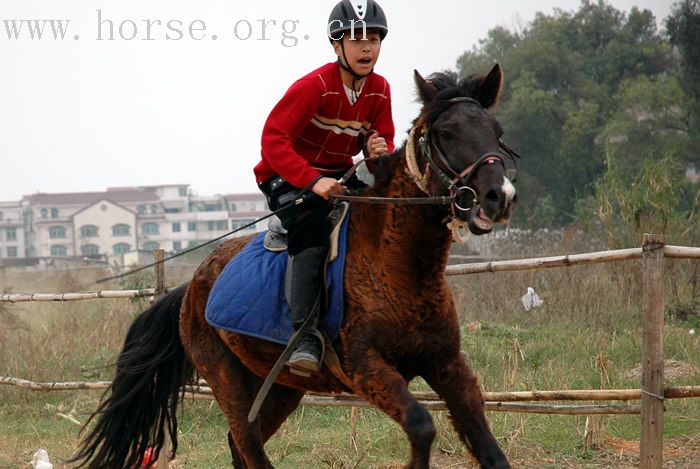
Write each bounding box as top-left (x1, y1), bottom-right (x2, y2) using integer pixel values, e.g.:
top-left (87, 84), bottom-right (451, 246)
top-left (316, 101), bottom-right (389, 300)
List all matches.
top-left (423, 356), bottom-right (510, 469)
top-left (226, 381), bottom-right (304, 468)
top-left (352, 355), bottom-right (435, 469)
top-left (202, 351), bottom-right (303, 468)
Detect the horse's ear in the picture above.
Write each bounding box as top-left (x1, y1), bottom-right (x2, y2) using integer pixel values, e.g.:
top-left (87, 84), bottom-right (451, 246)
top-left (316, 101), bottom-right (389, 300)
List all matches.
top-left (475, 64), bottom-right (503, 109)
top-left (414, 70), bottom-right (438, 103)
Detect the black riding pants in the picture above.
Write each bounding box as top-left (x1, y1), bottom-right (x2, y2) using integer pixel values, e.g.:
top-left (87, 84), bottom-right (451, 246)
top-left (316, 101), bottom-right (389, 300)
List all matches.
top-left (259, 172), bottom-right (366, 256)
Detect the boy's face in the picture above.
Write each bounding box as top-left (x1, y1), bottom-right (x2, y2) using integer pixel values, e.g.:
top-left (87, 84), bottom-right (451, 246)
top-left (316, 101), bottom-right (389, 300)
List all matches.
top-left (334, 30), bottom-right (382, 75)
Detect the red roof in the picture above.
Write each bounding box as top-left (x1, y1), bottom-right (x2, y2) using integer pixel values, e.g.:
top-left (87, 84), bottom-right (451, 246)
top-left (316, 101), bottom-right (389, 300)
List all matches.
top-left (223, 193), bottom-right (266, 201)
top-left (25, 190), bottom-right (159, 205)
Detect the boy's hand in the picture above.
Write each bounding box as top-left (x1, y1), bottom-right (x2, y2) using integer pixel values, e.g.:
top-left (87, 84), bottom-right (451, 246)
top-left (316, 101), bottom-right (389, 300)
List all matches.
top-left (311, 177), bottom-right (345, 200)
top-left (367, 133), bottom-right (388, 158)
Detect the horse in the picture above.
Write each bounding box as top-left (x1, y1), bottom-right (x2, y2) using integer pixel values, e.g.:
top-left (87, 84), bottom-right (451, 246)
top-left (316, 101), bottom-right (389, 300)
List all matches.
top-left (71, 63), bottom-right (516, 469)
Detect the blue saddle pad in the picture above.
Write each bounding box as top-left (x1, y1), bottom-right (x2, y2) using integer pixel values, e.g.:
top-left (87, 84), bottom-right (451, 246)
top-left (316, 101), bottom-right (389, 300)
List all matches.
top-left (205, 213), bottom-right (350, 345)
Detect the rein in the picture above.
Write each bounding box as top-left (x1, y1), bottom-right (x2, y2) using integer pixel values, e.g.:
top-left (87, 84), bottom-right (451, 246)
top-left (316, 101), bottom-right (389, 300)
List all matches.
top-left (331, 193), bottom-right (452, 206)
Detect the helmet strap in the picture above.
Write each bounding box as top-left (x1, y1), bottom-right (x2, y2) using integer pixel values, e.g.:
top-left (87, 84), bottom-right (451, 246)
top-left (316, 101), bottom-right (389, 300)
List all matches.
top-left (337, 40), bottom-right (373, 104)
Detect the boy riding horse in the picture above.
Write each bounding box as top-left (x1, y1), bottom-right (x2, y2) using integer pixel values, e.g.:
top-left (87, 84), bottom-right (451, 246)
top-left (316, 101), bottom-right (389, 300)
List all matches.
top-left (254, 0), bottom-right (395, 374)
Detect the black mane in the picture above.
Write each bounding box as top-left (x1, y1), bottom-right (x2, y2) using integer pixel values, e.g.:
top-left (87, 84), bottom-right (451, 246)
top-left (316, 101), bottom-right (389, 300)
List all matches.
top-left (370, 70), bottom-right (489, 191)
top-left (421, 71), bottom-right (484, 126)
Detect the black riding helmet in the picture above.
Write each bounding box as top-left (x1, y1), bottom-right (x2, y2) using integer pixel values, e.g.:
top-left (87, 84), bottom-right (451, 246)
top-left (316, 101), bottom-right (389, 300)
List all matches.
top-left (328, 0), bottom-right (388, 81)
top-left (328, 0), bottom-right (388, 43)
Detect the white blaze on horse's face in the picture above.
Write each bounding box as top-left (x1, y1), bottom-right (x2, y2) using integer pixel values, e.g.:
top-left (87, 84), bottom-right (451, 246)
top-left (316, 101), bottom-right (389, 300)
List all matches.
top-left (502, 177), bottom-right (516, 206)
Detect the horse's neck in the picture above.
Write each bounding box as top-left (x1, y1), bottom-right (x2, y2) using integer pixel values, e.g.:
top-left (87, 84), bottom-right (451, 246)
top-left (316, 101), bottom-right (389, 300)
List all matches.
top-left (353, 156), bottom-right (452, 278)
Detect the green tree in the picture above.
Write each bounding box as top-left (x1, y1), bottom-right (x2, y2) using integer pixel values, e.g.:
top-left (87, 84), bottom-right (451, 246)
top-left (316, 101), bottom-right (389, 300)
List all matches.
top-left (666, 0), bottom-right (700, 160)
top-left (456, 1), bottom-right (674, 226)
top-left (602, 74), bottom-right (689, 172)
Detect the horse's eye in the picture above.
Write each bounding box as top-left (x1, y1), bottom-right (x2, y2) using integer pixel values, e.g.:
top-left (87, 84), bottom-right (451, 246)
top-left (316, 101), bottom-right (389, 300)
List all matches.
top-left (438, 130), bottom-right (454, 141)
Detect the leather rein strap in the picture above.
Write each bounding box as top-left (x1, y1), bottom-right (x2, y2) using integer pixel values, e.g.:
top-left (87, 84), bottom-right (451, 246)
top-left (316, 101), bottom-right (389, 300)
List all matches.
top-left (332, 193), bottom-right (452, 205)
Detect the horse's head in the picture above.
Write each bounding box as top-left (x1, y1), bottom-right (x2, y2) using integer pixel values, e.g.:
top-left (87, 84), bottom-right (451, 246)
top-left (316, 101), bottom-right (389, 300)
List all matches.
top-left (413, 64), bottom-right (517, 235)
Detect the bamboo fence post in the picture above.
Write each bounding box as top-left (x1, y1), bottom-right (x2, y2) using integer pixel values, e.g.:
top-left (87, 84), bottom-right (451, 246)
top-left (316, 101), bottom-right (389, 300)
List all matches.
top-left (153, 249), bottom-right (169, 469)
top-left (154, 249), bottom-right (165, 300)
top-left (640, 234), bottom-right (665, 469)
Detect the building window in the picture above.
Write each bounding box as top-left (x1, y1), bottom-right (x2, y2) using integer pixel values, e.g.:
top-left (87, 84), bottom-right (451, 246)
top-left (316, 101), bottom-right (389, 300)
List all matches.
top-left (51, 208), bottom-right (59, 218)
top-left (231, 219), bottom-right (256, 231)
top-left (137, 205), bottom-right (146, 215)
top-left (229, 202), bottom-right (237, 212)
top-left (187, 222), bottom-right (197, 232)
top-left (179, 187), bottom-right (187, 197)
top-left (112, 224), bottom-right (130, 236)
top-left (150, 204), bottom-right (159, 214)
top-left (81, 244), bottom-right (100, 256)
top-left (41, 208), bottom-right (48, 219)
top-left (6, 228), bottom-right (16, 241)
top-left (172, 222), bottom-right (181, 233)
top-left (208, 220), bottom-right (228, 231)
top-left (173, 241), bottom-right (182, 251)
top-left (7, 246), bottom-right (18, 258)
top-left (113, 243), bottom-right (131, 255)
top-left (50, 245), bottom-right (67, 256)
top-left (80, 225), bottom-right (99, 237)
top-left (204, 203), bottom-right (223, 212)
top-left (142, 223), bottom-right (159, 235)
top-left (248, 203), bottom-right (257, 211)
top-left (142, 241), bottom-right (159, 251)
top-left (49, 226), bottom-right (66, 238)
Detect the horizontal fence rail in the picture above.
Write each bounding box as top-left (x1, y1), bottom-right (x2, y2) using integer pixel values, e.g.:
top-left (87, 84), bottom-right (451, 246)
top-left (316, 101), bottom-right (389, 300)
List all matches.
top-left (3, 377), bottom-right (699, 416)
top-left (0, 289), bottom-right (157, 303)
top-left (446, 245), bottom-right (700, 276)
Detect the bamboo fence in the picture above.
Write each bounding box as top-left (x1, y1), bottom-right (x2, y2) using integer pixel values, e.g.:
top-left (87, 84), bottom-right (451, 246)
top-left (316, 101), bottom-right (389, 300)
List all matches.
top-left (4, 376), bottom-right (699, 416)
top-left (2, 241), bottom-right (700, 468)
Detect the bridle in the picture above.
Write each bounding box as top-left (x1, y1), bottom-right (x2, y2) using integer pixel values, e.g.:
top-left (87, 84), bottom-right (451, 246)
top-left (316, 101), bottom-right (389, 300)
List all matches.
top-left (333, 96), bottom-right (520, 217)
top-left (416, 96), bottom-right (520, 215)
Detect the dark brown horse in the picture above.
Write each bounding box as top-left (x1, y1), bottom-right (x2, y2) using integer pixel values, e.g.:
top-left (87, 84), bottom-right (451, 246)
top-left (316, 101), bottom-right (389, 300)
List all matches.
top-left (72, 64), bottom-right (515, 468)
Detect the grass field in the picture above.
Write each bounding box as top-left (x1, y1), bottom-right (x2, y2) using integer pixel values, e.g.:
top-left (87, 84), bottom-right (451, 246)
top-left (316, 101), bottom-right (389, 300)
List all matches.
top-left (1, 253), bottom-right (699, 468)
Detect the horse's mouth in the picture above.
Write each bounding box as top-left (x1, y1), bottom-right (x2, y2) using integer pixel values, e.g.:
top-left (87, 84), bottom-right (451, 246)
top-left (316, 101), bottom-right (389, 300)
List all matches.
top-left (468, 206), bottom-right (494, 234)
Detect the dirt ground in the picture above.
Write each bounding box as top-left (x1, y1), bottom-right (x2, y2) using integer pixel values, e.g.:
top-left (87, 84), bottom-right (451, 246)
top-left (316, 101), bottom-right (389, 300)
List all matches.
top-left (376, 436), bottom-right (700, 468)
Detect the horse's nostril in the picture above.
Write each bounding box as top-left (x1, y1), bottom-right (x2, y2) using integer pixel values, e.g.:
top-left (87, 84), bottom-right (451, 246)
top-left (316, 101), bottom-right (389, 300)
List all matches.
top-left (512, 194), bottom-right (518, 204)
top-left (486, 189), bottom-right (500, 203)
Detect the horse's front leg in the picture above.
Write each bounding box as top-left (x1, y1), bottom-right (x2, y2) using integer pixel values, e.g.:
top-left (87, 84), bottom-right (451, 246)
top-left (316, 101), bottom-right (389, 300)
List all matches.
top-left (423, 354), bottom-right (510, 469)
top-left (351, 350), bottom-right (435, 469)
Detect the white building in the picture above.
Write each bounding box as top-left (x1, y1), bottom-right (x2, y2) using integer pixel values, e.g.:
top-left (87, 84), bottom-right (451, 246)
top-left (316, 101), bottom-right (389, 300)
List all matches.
top-left (0, 201), bottom-right (25, 260)
top-left (0, 184), bottom-right (270, 264)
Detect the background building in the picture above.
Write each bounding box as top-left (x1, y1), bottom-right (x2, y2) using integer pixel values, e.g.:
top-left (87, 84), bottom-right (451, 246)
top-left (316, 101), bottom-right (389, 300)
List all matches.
top-left (0, 184), bottom-right (269, 266)
top-left (0, 201), bottom-right (25, 261)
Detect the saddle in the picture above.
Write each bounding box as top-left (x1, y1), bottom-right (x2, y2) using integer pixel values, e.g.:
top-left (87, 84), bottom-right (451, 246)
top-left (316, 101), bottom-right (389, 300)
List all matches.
top-left (205, 202), bottom-right (351, 346)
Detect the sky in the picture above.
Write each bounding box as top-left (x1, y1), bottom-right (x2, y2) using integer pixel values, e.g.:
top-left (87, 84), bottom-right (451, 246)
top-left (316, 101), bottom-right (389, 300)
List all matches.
top-left (0, 0), bottom-right (673, 201)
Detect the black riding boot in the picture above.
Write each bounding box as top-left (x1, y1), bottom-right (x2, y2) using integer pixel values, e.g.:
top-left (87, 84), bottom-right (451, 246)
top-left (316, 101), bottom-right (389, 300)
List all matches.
top-left (285, 246), bottom-right (328, 374)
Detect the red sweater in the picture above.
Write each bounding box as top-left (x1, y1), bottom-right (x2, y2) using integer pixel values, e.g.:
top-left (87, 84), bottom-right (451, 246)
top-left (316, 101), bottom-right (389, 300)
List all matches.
top-left (254, 62), bottom-right (395, 188)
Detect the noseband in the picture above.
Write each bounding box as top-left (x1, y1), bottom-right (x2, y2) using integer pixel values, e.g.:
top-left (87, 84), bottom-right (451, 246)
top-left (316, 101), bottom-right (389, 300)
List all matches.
top-left (416, 96), bottom-right (520, 214)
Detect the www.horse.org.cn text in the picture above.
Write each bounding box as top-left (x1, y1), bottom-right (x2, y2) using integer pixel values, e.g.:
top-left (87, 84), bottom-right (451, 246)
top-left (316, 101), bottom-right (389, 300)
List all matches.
top-left (1, 10), bottom-right (309, 47)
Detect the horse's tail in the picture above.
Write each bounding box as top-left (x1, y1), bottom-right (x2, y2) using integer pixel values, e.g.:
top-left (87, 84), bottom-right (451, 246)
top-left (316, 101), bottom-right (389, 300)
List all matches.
top-left (69, 284), bottom-right (193, 469)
